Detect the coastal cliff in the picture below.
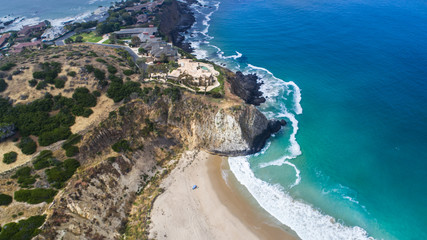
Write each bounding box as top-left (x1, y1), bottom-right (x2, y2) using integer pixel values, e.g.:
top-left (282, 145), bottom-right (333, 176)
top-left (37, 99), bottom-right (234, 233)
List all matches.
top-left (36, 91), bottom-right (277, 239)
top-left (158, 0), bottom-right (195, 52)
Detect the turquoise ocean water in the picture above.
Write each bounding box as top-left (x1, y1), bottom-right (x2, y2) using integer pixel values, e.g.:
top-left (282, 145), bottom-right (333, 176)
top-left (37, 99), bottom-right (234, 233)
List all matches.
top-left (185, 0), bottom-right (427, 239)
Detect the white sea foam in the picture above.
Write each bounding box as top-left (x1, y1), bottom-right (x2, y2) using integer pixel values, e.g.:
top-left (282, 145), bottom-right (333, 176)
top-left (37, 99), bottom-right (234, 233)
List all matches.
top-left (229, 156), bottom-right (373, 240)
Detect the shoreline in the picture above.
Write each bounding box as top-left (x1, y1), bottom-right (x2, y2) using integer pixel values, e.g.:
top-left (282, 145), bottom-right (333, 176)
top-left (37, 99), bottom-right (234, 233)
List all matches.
top-left (149, 150), bottom-right (297, 240)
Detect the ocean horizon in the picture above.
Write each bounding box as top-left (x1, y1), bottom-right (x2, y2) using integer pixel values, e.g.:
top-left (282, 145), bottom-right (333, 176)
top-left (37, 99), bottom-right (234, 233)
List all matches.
top-left (2, 0), bottom-right (426, 239)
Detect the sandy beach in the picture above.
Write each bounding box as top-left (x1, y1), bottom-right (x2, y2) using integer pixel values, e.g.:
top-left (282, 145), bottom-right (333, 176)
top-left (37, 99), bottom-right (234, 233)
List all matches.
top-left (149, 150), bottom-right (298, 240)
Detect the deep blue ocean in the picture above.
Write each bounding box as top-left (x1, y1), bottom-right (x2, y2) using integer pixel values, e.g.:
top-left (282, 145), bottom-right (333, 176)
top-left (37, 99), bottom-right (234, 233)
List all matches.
top-left (185, 0), bottom-right (427, 239)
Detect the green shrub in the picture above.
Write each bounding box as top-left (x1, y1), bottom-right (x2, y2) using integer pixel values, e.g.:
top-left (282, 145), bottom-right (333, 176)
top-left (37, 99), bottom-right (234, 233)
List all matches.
top-left (123, 69), bottom-right (134, 76)
top-left (65, 146), bottom-right (79, 157)
top-left (54, 78), bottom-right (65, 88)
top-left (45, 158), bottom-right (80, 188)
top-left (3, 151), bottom-right (17, 164)
top-left (28, 79), bottom-right (38, 87)
top-left (32, 150), bottom-right (54, 170)
top-left (0, 79), bottom-right (8, 92)
top-left (11, 166), bottom-right (36, 188)
top-left (112, 140), bottom-right (131, 152)
top-left (14, 189), bottom-right (57, 204)
top-left (61, 134), bottom-right (82, 150)
top-left (0, 215), bottom-right (46, 240)
top-left (72, 87), bottom-right (97, 107)
top-left (96, 58), bottom-right (107, 63)
top-left (36, 81), bottom-right (47, 90)
top-left (107, 65), bottom-right (117, 74)
top-left (38, 126), bottom-right (71, 146)
top-left (0, 193), bottom-right (12, 206)
top-left (0, 62), bottom-right (16, 71)
top-left (33, 71), bottom-right (46, 79)
top-left (18, 137), bottom-right (37, 155)
top-left (85, 64), bottom-right (94, 73)
top-left (67, 71), bottom-right (77, 77)
top-left (93, 68), bottom-right (105, 81)
top-left (93, 90), bottom-right (101, 97)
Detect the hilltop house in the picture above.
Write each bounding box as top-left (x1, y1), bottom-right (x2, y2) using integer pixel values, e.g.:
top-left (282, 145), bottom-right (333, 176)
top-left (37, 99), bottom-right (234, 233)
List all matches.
top-left (140, 38), bottom-right (178, 61)
top-left (0, 33), bottom-right (10, 48)
top-left (113, 26), bottom-right (157, 39)
top-left (11, 41), bottom-right (42, 53)
top-left (16, 22), bottom-right (47, 41)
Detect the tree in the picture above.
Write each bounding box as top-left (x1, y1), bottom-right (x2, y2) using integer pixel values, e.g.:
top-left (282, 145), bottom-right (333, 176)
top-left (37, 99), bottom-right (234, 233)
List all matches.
top-left (75, 36), bottom-right (84, 43)
top-left (109, 33), bottom-right (117, 44)
top-left (64, 38), bottom-right (73, 44)
top-left (131, 36), bottom-right (141, 47)
top-left (0, 79), bottom-right (7, 92)
top-left (3, 151), bottom-right (17, 164)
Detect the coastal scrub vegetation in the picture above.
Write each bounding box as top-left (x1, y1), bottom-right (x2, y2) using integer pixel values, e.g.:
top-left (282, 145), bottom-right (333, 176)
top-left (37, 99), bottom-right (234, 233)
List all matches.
top-left (32, 150), bottom-right (56, 170)
top-left (45, 158), bottom-right (80, 189)
top-left (17, 137), bottom-right (37, 155)
top-left (0, 79), bottom-right (8, 92)
top-left (0, 215), bottom-right (46, 240)
top-left (3, 151), bottom-right (17, 164)
top-left (14, 188), bottom-right (57, 204)
top-left (112, 139), bottom-right (131, 153)
top-left (0, 193), bottom-right (13, 206)
top-left (12, 166), bottom-right (37, 188)
top-left (0, 62), bottom-right (16, 71)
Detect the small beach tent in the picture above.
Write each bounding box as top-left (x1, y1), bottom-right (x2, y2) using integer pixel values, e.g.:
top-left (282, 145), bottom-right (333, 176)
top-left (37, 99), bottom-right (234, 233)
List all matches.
top-left (192, 185), bottom-right (197, 190)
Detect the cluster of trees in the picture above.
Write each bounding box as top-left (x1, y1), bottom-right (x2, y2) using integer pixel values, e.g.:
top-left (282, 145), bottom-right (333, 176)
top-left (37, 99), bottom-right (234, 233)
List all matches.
top-left (112, 139), bottom-right (131, 153)
top-left (14, 188), bottom-right (57, 204)
top-left (12, 166), bottom-right (36, 188)
top-left (32, 150), bottom-right (56, 170)
top-left (96, 10), bottom-right (135, 35)
top-left (32, 62), bottom-right (65, 90)
top-left (0, 79), bottom-right (8, 92)
top-left (107, 75), bottom-right (141, 102)
top-left (62, 134), bottom-right (82, 157)
top-left (64, 20), bottom-right (98, 33)
top-left (0, 62), bottom-right (16, 71)
top-left (2, 151), bottom-right (17, 164)
top-left (0, 215), bottom-right (46, 239)
top-left (17, 137), bottom-right (37, 155)
top-left (45, 158), bottom-right (80, 189)
top-left (0, 87), bottom-right (98, 148)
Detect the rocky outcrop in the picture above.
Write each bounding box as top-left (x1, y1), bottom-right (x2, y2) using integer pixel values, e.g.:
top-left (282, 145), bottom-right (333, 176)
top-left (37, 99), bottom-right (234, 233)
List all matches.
top-left (0, 123), bottom-right (15, 142)
top-left (228, 71), bottom-right (266, 106)
top-left (158, 0), bottom-right (195, 52)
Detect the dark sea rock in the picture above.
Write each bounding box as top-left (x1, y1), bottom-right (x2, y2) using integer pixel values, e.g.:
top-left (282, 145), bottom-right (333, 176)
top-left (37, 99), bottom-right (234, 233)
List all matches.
top-left (158, 0), bottom-right (196, 52)
top-left (228, 71), bottom-right (266, 106)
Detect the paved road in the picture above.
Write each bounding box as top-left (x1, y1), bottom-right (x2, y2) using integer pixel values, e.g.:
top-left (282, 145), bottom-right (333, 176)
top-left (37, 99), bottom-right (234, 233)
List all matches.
top-left (87, 42), bottom-right (141, 68)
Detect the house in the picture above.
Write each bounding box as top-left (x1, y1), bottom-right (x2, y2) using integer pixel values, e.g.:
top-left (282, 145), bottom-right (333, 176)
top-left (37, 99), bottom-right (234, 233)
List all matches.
top-left (136, 14), bottom-right (148, 24)
top-left (0, 33), bottom-right (10, 48)
top-left (141, 39), bottom-right (178, 61)
top-left (11, 41), bottom-right (42, 53)
top-left (113, 27), bottom-right (157, 39)
top-left (17, 22), bottom-right (47, 39)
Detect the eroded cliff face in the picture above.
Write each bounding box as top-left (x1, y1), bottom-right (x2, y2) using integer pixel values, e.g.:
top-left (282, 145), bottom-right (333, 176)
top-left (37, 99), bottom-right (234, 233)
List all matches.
top-left (36, 92), bottom-right (274, 239)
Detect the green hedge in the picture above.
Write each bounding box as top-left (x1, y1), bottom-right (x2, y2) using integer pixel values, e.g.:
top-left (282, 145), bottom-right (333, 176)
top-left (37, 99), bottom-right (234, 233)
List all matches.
top-left (14, 188), bottom-right (57, 204)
